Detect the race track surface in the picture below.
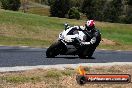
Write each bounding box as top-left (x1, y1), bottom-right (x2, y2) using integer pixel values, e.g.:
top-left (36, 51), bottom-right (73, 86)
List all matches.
top-left (0, 46), bottom-right (132, 67)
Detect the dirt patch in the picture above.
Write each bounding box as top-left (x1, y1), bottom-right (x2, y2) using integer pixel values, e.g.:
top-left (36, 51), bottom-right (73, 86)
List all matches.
top-left (101, 38), bottom-right (119, 45)
top-left (13, 82), bottom-right (47, 88)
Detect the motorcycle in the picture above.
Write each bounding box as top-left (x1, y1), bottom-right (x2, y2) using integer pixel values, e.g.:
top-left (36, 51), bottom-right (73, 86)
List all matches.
top-left (46, 23), bottom-right (92, 58)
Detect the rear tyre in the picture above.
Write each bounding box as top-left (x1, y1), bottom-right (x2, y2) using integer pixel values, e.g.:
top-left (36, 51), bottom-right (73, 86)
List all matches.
top-left (78, 45), bottom-right (95, 59)
top-left (46, 41), bottom-right (63, 58)
top-left (78, 46), bottom-right (87, 59)
top-left (87, 47), bottom-right (96, 58)
top-left (78, 54), bottom-right (86, 59)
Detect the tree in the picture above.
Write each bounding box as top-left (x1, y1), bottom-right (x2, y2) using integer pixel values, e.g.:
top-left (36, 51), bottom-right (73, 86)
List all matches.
top-left (50, 0), bottom-right (71, 18)
top-left (126, 0), bottom-right (132, 16)
top-left (81, 0), bottom-right (124, 23)
top-left (124, 0), bottom-right (132, 23)
top-left (41, 0), bottom-right (49, 5)
top-left (102, 0), bottom-right (123, 22)
top-left (70, 0), bottom-right (84, 8)
top-left (68, 7), bottom-right (80, 20)
top-left (127, 0), bottom-right (132, 5)
top-left (103, 1), bottom-right (117, 22)
top-left (81, 0), bottom-right (106, 20)
top-left (113, 0), bottom-right (123, 14)
top-left (1, 0), bottom-right (21, 11)
top-left (94, 0), bottom-right (106, 21)
top-left (81, 0), bottom-right (96, 19)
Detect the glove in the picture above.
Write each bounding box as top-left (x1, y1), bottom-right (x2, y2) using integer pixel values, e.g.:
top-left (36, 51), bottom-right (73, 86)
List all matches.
top-left (81, 37), bottom-right (96, 45)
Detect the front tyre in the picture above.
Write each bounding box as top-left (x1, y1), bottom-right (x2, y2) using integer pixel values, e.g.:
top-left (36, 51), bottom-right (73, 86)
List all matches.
top-left (46, 41), bottom-right (63, 58)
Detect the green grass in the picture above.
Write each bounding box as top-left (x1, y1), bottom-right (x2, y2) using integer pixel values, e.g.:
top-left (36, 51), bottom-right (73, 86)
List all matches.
top-left (100, 24), bottom-right (132, 45)
top-left (1, 76), bottom-right (41, 83)
top-left (97, 22), bottom-right (132, 50)
top-left (45, 70), bottom-right (62, 78)
top-left (27, 7), bottom-right (50, 16)
top-left (0, 69), bottom-right (75, 84)
top-left (0, 9), bottom-right (132, 50)
top-left (25, 1), bottom-right (50, 16)
top-left (0, 36), bottom-right (50, 47)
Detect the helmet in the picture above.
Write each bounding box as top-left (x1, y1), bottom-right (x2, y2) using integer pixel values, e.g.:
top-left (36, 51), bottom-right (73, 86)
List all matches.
top-left (85, 20), bottom-right (95, 30)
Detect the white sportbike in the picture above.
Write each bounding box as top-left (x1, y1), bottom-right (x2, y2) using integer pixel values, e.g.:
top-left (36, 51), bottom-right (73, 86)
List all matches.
top-left (46, 24), bottom-right (93, 58)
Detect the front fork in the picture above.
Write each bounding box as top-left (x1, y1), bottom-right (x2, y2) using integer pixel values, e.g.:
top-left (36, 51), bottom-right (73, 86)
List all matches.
top-left (57, 40), bottom-right (68, 54)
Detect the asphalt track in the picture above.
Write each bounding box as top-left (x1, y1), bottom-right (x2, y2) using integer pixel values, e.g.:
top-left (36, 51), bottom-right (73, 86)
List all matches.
top-left (0, 46), bottom-right (132, 68)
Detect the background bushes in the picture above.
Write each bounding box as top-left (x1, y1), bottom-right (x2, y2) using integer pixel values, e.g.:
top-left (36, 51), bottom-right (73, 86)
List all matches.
top-left (0, 0), bottom-right (21, 11)
top-left (49, 0), bottom-right (132, 23)
top-left (68, 7), bottom-right (80, 20)
top-left (0, 0), bottom-right (131, 23)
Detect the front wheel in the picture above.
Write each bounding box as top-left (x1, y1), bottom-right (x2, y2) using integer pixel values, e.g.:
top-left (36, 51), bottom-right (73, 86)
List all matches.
top-left (46, 41), bottom-right (65, 58)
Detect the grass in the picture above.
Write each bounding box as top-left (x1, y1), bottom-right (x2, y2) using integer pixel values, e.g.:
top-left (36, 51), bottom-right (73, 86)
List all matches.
top-left (45, 70), bottom-right (62, 78)
top-left (100, 24), bottom-right (132, 45)
top-left (0, 68), bottom-right (75, 88)
top-left (98, 22), bottom-right (132, 50)
top-left (20, 1), bottom-right (50, 16)
top-left (27, 7), bottom-right (50, 16)
top-left (1, 76), bottom-right (41, 83)
top-left (0, 65), bottom-right (132, 88)
top-left (0, 9), bottom-right (132, 50)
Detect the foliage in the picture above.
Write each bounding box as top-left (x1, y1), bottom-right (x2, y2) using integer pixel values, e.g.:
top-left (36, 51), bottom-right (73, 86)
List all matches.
top-left (93, 0), bottom-right (106, 21)
top-left (0, 0), bottom-right (21, 11)
top-left (127, 0), bottom-right (132, 5)
top-left (68, 7), bottom-right (80, 20)
top-left (81, 0), bottom-right (124, 23)
top-left (124, 14), bottom-right (132, 24)
top-left (41, 0), bottom-right (50, 5)
top-left (103, 1), bottom-right (117, 22)
top-left (50, 0), bottom-right (71, 18)
top-left (111, 0), bottom-right (123, 22)
top-left (70, 0), bottom-right (84, 9)
top-left (81, 0), bottom-right (107, 20)
top-left (81, 0), bottom-right (96, 19)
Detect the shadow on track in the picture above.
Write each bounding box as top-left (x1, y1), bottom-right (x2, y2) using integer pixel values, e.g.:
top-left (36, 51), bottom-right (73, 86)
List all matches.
top-left (53, 56), bottom-right (96, 59)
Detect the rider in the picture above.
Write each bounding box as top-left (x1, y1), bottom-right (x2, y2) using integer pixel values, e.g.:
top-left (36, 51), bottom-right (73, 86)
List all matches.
top-left (65, 20), bottom-right (101, 58)
top-left (80, 20), bottom-right (101, 58)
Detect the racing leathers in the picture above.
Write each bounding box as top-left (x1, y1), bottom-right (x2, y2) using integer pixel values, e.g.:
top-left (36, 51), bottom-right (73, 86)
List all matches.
top-left (64, 25), bottom-right (101, 58)
top-left (80, 27), bottom-right (101, 58)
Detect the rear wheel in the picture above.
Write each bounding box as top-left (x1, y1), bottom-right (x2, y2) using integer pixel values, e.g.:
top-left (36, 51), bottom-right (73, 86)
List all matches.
top-left (78, 45), bottom-right (95, 59)
top-left (78, 46), bottom-right (87, 59)
top-left (78, 54), bottom-right (86, 59)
